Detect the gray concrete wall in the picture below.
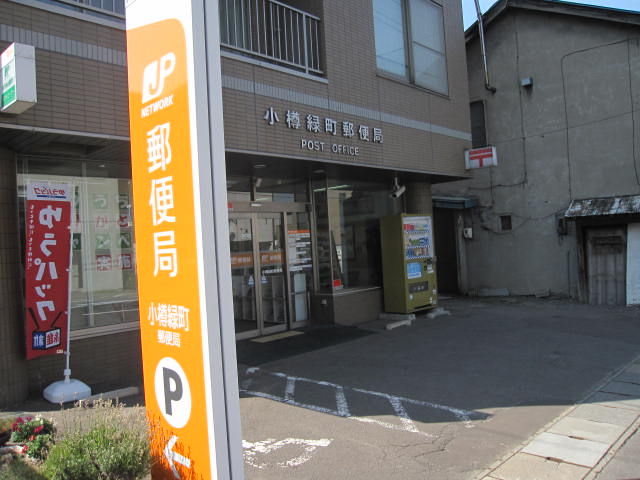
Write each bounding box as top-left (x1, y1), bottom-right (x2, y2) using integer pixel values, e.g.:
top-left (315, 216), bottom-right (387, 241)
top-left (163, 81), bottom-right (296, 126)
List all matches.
top-left (628, 223), bottom-right (640, 305)
top-left (433, 8), bottom-right (640, 297)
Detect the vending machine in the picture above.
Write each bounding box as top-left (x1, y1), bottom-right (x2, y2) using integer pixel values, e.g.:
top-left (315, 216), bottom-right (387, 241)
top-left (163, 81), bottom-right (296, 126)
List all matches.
top-left (380, 214), bottom-right (437, 314)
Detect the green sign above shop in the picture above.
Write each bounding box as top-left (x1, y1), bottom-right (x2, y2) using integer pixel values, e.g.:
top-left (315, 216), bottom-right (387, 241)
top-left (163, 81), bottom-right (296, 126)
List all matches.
top-left (1, 43), bottom-right (37, 114)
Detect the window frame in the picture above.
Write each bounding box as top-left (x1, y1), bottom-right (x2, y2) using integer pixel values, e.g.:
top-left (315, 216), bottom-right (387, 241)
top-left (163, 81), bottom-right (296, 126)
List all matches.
top-left (470, 99), bottom-right (488, 148)
top-left (17, 156), bottom-right (140, 339)
top-left (374, 0), bottom-right (449, 96)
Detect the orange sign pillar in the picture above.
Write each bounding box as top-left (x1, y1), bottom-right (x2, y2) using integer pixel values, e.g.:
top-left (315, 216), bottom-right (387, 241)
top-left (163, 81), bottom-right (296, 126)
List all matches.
top-left (125, 2), bottom-right (244, 479)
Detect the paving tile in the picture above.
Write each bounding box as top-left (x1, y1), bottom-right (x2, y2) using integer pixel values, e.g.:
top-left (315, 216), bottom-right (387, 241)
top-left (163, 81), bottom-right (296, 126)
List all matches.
top-left (586, 392), bottom-right (640, 411)
top-left (569, 404), bottom-right (638, 428)
top-left (600, 381), bottom-right (640, 397)
top-left (522, 432), bottom-right (610, 468)
top-left (547, 416), bottom-right (625, 444)
top-left (491, 453), bottom-right (589, 480)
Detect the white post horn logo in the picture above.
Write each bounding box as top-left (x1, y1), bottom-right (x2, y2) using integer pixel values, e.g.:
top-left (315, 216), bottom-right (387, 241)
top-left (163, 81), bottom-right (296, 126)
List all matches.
top-left (142, 52), bottom-right (176, 104)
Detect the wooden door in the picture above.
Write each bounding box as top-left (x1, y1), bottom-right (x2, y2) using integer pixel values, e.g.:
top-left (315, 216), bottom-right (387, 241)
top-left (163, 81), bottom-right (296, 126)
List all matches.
top-left (586, 227), bottom-right (627, 305)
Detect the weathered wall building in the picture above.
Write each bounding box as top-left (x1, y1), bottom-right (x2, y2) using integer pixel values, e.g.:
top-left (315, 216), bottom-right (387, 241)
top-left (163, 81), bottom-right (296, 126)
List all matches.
top-left (0, 0), bottom-right (471, 407)
top-left (433, 0), bottom-right (640, 305)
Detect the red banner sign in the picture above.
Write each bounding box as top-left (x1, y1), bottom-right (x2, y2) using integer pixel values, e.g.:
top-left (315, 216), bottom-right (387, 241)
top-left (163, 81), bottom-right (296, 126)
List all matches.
top-left (24, 182), bottom-right (72, 360)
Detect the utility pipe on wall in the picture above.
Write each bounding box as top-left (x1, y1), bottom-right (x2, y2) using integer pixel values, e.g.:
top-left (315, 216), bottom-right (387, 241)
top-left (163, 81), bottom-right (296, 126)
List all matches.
top-left (473, 0), bottom-right (497, 93)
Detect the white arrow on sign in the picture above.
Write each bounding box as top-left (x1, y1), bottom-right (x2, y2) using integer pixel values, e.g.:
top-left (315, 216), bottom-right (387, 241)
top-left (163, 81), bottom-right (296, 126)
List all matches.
top-left (164, 435), bottom-right (192, 479)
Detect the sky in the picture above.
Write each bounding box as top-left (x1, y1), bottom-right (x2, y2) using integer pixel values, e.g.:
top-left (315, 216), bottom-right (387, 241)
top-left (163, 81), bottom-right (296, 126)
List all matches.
top-left (462, 0), bottom-right (640, 28)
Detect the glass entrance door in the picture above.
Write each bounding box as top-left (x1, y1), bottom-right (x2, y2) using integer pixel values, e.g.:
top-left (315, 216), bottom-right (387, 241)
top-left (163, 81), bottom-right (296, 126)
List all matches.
top-left (229, 214), bottom-right (257, 334)
top-left (257, 213), bottom-right (288, 333)
top-left (229, 212), bottom-right (292, 339)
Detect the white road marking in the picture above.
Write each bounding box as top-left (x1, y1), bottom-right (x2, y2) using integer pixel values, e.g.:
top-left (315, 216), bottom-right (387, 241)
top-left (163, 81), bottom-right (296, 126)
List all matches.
top-left (335, 385), bottom-right (350, 417)
top-left (389, 396), bottom-right (419, 433)
top-left (240, 367), bottom-right (477, 438)
top-left (243, 437), bottom-right (333, 469)
top-left (284, 377), bottom-right (296, 401)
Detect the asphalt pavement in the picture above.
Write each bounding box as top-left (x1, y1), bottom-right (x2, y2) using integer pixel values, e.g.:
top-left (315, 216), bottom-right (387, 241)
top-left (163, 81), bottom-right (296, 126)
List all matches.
top-left (4, 296), bottom-right (640, 479)
top-left (237, 296), bottom-right (640, 480)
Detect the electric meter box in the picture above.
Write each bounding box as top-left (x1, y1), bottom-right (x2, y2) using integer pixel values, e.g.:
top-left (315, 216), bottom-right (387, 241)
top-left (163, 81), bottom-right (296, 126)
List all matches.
top-left (380, 214), bottom-right (437, 314)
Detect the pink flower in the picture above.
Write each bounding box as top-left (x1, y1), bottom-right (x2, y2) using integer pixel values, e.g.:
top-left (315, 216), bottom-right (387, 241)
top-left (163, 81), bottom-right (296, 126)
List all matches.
top-left (21, 445), bottom-right (28, 454)
top-left (34, 425), bottom-right (44, 434)
top-left (29, 435), bottom-right (35, 441)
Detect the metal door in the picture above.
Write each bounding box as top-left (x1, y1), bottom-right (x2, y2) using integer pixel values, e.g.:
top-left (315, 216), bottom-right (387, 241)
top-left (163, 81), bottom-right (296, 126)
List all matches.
top-left (586, 227), bottom-right (627, 305)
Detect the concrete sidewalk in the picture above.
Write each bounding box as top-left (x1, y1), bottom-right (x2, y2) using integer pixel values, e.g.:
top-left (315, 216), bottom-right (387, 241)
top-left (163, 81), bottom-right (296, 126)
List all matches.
top-left (594, 425), bottom-right (640, 480)
top-left (480, 355), bottom-right (640, 480)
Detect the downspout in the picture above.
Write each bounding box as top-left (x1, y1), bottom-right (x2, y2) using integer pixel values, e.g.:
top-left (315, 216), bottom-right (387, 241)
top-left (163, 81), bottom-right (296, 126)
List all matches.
top-left (473, 0), bottom-right (497, 93)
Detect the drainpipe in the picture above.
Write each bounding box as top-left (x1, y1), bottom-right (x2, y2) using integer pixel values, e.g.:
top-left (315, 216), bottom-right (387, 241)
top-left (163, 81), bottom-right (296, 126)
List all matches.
top-left (474, 0), bottom-right (497, 93)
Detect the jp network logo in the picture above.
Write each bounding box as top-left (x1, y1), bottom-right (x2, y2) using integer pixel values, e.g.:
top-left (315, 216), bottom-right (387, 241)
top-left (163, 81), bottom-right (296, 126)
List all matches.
top-left (142, 53), bottom-right (176, 104)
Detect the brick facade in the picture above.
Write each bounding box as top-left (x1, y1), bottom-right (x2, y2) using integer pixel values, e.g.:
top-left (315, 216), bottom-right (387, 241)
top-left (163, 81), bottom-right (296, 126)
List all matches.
top-left (0, 148), bottom-right (28, 407)
top-left (0, 0), bottom-right (470, 407)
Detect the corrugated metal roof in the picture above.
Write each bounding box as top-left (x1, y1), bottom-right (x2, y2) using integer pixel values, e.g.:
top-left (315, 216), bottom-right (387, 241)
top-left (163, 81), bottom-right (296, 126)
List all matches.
top-left (565, 195), bottom-right (640, 217)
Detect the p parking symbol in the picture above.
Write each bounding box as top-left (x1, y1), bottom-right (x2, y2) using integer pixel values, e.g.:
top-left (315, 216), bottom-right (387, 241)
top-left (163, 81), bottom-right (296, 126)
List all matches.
top-left (155, 357), bottom-right (192, 429)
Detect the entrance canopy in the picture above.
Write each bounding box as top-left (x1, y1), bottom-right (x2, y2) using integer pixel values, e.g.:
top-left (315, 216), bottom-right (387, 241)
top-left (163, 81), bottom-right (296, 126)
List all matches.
top-left (565, 195), bottom-right (640, 217)
top-left (432, 195), bottom-right (477, 209)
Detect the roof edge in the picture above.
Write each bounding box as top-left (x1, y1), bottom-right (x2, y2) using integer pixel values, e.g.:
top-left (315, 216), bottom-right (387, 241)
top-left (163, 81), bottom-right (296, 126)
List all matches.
top-left (466, 0), bottom-right (640, 43)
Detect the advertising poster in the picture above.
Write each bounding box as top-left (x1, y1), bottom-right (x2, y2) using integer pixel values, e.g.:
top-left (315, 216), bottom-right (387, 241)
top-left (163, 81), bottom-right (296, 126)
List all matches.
top-left (24, 182), bottom-right (72, 360)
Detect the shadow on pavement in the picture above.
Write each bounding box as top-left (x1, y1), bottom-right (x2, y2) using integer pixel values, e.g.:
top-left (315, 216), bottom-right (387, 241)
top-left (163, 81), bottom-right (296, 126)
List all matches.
top-left (236, 297), bottom-right (640, 427)
top-left (8, 297), bottom-right (640, 433)
top-left (236, 324), bottom-right (375, 366)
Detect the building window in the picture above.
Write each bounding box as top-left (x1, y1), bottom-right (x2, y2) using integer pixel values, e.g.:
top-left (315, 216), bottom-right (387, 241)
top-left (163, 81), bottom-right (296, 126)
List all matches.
top-left (373, 0), bottom-right (448, 95)
top-left (18, 157), bottom-right (138, 333)
top-left (219, 0), bottom-right (323, 75)
top-left (500, 215), bottom-right (512, 231)
top-left (470, 101), bottom-right (487, 147)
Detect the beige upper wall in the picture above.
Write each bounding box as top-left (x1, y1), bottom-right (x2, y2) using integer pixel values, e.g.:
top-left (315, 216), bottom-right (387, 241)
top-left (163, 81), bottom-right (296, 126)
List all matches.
top-left (221, 0), bottom-right (471, 177)
top-left (0, 0), bottom-right (471, 177)
top-left (0, 1), bottom-right (129, 137)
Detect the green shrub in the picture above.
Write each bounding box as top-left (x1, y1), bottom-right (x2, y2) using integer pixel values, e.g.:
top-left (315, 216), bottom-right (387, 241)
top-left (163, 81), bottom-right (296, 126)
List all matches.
top-left (43, 400), bottom-right (150, 480)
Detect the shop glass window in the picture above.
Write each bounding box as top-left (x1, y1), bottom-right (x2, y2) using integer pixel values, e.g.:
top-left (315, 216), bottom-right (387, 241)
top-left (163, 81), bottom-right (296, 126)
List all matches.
top-left (226, 175), bottom-right (252, 202)
top-left (313, 178), bottom-right (402, 291)
top-left (17, 157), bottom-right (138, 333)
top-left (373, 0), bottom-right (448, 95)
